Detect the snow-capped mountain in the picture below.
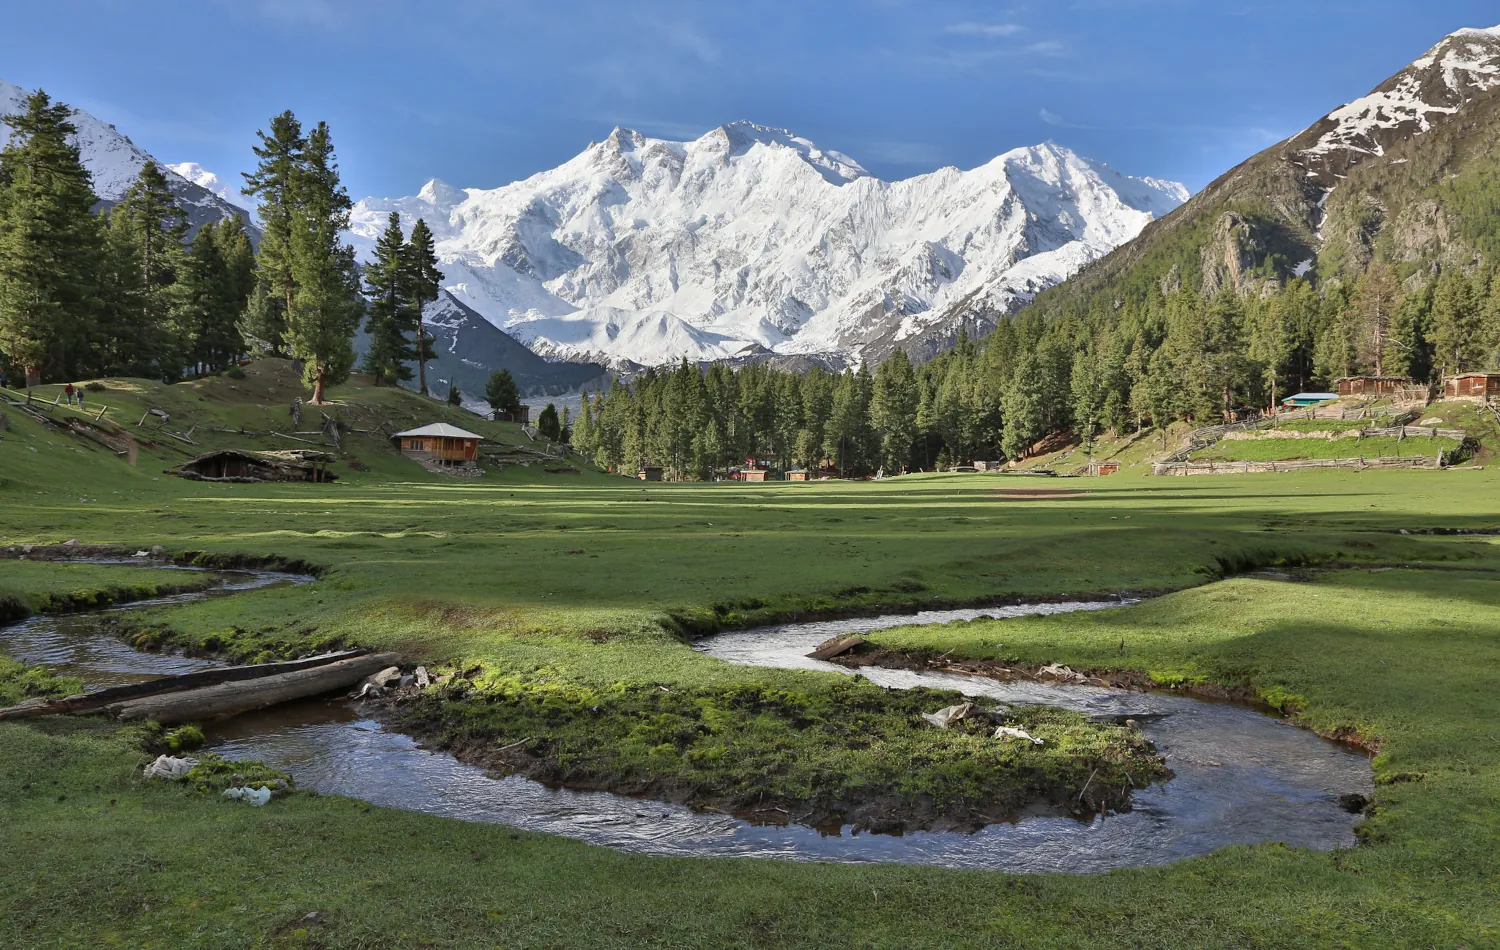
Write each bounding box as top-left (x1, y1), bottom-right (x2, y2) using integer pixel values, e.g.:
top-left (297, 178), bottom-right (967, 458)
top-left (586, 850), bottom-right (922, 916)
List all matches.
top-left (166, 161), bottom-right (252, 214)
top-left (350, 121), bottom-right (1187, 367)
top-left (1293, 25), bottom-right (1500, 187)
top-left (0, 78), bottom-right (252, 237)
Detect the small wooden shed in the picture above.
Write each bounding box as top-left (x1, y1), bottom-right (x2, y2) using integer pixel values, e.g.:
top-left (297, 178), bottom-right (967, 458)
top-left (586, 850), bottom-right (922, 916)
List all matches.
top-left (786, 468), bottom-right (809, 481)
top-left (638, 465), bottom-right (663, 481)
top-left (1336, 376), bottom-right (1411, 397)
top-left (742, 467), bottom-right (769, 482)
top-left (1086, 460), bottom-right (1120, 477)
top-left (393, 423), bottom-right (484, 465)
top-left (174, 449), bottom-right (337, 483)
top-left (492, 406), bottom-right (531, 424)
top-left (1444, 373), bottom-right (1500, 400)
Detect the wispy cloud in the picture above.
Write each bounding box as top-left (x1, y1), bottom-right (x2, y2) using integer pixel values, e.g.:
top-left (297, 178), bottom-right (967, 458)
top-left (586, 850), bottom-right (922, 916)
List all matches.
top-left (945, 21), bottom-right (1025, 38)
top-left (854, 138), bottom-right (944, 167)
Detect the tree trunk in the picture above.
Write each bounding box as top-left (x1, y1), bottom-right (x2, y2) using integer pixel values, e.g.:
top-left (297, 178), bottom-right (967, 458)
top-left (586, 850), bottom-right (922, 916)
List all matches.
top-left (103, 652), bottom-right (403, 724)
top-left (418, 313), bottom-right (428, 396)
top-left (311, 364), bottom-right (328, 404)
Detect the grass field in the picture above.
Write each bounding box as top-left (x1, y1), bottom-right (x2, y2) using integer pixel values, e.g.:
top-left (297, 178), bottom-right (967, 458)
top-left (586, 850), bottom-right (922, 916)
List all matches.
top-left (3, 367), bottom-right (1500, 948)
top-left (1192, 435), bottom-right (1461, 462)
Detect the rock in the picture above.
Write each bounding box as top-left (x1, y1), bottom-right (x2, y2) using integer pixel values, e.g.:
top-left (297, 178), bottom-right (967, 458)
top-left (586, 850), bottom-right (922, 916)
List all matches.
top-left (415, 666), bottom-right (431, 688)
top-left (397, 675), bottom-right (416, 688)
top-left (149, 545), bottom-right (166, 557)
top-left (1399, 528), bottom-right (1410, 535)
top-left (133, 550), bottom-right (149, 557)
top-left (1336, 792), bottom-right (1369, 813)
top-left (1038, 663), bottom-right (1088, 683)
top-left (63, 539), bottom-right (78, 546)
top-left (363, 666), bottom-right (402, 689)
top-left (222, 786), bottom-right (273, 806)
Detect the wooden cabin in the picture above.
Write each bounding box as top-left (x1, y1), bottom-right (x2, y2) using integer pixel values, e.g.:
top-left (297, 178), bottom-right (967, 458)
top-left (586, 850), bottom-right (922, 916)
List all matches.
top-left (1085, 460), bottom-right (1120, 477)
top-left (742, 467), bottom-right (769, 482)
top-left (174, 449), bottom-right (337, 483)
top-left (492, 406), bottom-right (530, 424)
top-left (1444, 373), bottom-right (1500, 400)
top-left (785, 468), bottom-right (810, 481)
top-left (393, 423), bottom-right (483, 465)
top-left (1336, 376), bottom-right (1411, 397)
top-left (638, 465), bottom-right (663, 481)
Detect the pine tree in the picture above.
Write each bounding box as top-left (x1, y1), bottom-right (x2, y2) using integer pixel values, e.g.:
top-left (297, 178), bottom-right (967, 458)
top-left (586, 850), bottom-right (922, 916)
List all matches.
top-left (446, 380), bottom-right (462, 405)
top-left (101, 163), bottom-right (192, 377)
top-left (1350, 262), bottom-right (1402, 377)
top-left (538, 402), bottom-right (561, 441)
top-left (1430, 269), bottom-right (1483, 376)
top-left (404, 218), bottom-right (442, 394)
top-left (285, 122), bottom-right (362, 403)
top-left (361, 212), bottom-right (416, 385)
top-left (870, 349), bottom-right (918, 473)
top-left (485, 369), bottom-right (520, 416)
top-left (0, 90), bottom-right (105, 385)
top-left (241, 111), bottom-right (305, 350)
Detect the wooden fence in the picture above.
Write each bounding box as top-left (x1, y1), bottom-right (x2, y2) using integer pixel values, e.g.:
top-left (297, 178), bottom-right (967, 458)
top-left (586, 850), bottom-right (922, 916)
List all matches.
top-left (1152, 455), bottom-right (1448, 477)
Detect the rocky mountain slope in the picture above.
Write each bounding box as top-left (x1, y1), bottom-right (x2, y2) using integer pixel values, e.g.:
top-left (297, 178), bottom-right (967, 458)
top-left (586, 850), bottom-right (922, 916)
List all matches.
top-left (349, 122), bottom-right (1187, 367)
top-left (1008, 24), bottom-right (1500, 324)
top-left (0, 78), bottom-right (252, 238)
top-left (353, 290), bottom-right (607, 401)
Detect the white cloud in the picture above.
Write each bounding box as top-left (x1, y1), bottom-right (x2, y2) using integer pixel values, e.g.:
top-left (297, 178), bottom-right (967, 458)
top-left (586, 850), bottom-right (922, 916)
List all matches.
top-left (945, 21), bottom-right (1025, 38)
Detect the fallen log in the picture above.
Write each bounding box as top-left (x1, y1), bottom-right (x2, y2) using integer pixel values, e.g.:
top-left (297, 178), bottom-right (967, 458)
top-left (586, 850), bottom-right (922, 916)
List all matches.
top-left (0, 650), bottom-right (371, 721)
top-left (809, 635), bottom-right (867, 661)
top-left (102, 652), bottom-right (403, 724)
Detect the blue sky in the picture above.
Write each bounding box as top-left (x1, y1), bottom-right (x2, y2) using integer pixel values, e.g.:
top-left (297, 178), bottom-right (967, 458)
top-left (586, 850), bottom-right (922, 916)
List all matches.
top-left (2, 1), bottom-right (1496, 199)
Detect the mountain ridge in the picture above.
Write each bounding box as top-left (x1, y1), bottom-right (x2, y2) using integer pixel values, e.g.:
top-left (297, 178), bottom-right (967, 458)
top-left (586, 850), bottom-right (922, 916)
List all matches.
top-left (349, 123), bottom-right (1187, 368)
top-left (0, 78), bottom-right (255, 239)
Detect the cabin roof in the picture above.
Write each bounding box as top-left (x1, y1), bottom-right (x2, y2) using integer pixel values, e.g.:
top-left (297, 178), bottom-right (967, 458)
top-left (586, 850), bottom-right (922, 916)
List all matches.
top-left (393, 423), bottom-right (485, 440)
top-left (1283, 392), bottom-right (1338, 401)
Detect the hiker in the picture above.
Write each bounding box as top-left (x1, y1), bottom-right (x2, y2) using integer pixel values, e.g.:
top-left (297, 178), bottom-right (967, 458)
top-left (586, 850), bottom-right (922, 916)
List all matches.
top-left (75, 387), bottom-right (85, 411)
top-left (64, 383), bottom-right (75, 406)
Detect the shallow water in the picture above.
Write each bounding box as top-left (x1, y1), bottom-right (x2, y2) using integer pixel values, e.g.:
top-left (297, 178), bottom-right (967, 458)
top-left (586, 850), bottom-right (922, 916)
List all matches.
top-left (1, 568), bottom-right (1374, 872)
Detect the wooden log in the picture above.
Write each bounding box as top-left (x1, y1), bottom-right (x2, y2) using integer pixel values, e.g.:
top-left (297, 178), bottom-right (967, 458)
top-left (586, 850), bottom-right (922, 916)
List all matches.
top-left (809, 634), bottom-right (867, 661)
top-left (102, 652), bottom-right (403, 724)
top-left (0, 650), bottom-right (371, 721)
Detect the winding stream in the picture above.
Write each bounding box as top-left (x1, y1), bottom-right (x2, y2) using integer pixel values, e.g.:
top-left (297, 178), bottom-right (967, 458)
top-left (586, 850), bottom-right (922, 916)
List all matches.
top-left (0, 565), bottom-right (1373, 873)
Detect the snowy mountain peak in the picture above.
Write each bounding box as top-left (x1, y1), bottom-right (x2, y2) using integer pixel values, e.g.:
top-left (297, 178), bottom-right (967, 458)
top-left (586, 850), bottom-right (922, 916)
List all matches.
top-left (1294, 26), bottom-right (1500, 186)
top-left (416, 177), bottom-right (466, 211)
top-left (351, 124), bottom-right (1186, 368)
top-left (166, 162), bottom-right (251, 212)
top-left (0, 77), bottom-right (252, 238)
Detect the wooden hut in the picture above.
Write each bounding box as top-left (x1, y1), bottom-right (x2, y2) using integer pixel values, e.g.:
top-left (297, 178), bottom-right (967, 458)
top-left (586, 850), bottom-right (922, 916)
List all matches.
top-left (492, 406), bottom-right (530, 424)
top-left (1085, 460), bottom-right (1120, 477)
top-left (638, 465), bottom-right (663, 481)
top-left (173, 449), bottom-right (337, 483)
top-left (742, 467), bottom-right (769, 482)
top-left (1444, 373), bottom-right (1500, 400)
top-left (1336, 376), bottom-right (1411, 397)
top-left (393, 423), bottom-right (483, 466)
top-left (785, 468), bottom-right (809, 481)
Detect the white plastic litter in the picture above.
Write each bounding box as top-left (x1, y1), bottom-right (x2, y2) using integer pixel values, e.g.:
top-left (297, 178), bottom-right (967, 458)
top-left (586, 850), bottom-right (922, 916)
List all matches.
top-left (994, 726), bottom-right (1044, 745)
top-left (222, 786), bottom-right (273, 806)
top-left (921, 702), bottom-right (975, 729)
top-left (142, 754), bottom-right (199, 780)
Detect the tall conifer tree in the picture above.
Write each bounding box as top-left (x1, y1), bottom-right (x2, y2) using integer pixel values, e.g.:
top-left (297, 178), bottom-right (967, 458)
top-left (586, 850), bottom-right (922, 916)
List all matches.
top-left (361, 212), bottom-right (417, 384)
top-left (0, 91), bottom-right (104, 385)
top-left (285, 121), bottom-right (362, 403)
top-left (404, 218), bottom-right (441, 395)
top-left (241, 111), bottom-right (305, 353)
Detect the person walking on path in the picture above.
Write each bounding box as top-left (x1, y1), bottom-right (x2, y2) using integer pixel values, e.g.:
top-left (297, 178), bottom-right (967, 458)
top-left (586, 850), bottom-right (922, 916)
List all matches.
top-left (75, 386), bottom-right (85, 411)
top-left (64, 383), bottom-right (75, 406)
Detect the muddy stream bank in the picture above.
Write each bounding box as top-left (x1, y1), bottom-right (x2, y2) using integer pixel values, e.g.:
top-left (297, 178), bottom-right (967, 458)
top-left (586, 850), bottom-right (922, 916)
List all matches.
top-left (0, 565), bottom-right (1373, 873)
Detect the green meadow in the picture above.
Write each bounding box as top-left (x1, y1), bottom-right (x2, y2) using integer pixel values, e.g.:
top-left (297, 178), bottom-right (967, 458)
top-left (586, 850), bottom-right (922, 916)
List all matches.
top-left (2, 369), bottom-right (1499, 948)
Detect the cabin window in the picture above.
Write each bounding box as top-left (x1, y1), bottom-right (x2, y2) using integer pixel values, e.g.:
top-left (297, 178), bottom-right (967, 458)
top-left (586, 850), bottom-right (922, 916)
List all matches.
top-left (410, 439), bottom-right (424, 450)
